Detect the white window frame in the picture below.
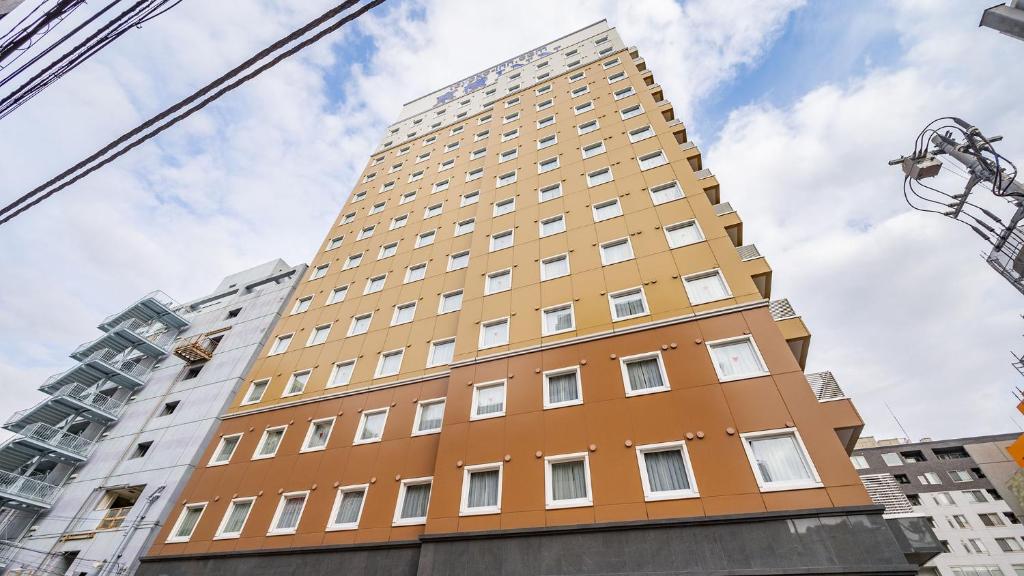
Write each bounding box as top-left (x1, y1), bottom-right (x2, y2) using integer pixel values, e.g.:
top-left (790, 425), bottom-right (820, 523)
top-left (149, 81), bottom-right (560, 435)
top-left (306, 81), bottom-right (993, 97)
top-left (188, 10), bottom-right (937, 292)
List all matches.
top-left (586, 167), bottom-right (613, 187)
top-left (620, 104), bottom-right (644, 120)
top-left (374, 349), bottom-right (404, 378)
top-left (493, 197), bottom-right (516, 216)
top-left (305, 323), bottom-right (332, 347)
top-left (478, 317), bottom-right (510, 350)
top-left (353, 407), bottom-right (389, 445)
top-left (213, 497), bottom-right (255, 540)
top-left (501, 128), bottom-right (519, 142)
top-left (326, 484), bottom-right (369, 531)
top-left (706, 335), bottom-right (770, 382)
top-left (537, 134), bottom-right (558, 150)
top-left (485, 268), bottom-right (512, 295)
top-left (404, 262), bottom-right (427, 284)
top-left (454, 218), bottom-right (475, 236)
top-left (577, 119), bottom-right (599, 135)
top-left (461, 191), bottom-right (480, 206)
top-left (267, 491), bottom-right (309, 535)
top-left (424, 203), bottom-right (443, 219)
top-left (391, 301), bottom-right (418, 326)
top-left (635, 441), bottom-right (700, 501)
top-left (538, 182), bottom-right (563, 203)
top-left (342, 254), bottom-right (362, 270)
top-left (208, 433), bottom-right (243, 466)
top-left (538, 156), bottom-right (560, 174)
top-left (540, 253), bottom-right (570, 281)
top-left (439, 290), bottom-right (464, 314)
top-left (544, 453), bottom-right (593, 509)
top-left (447, 251), bottom-right (470, 271)
top-left (608, 286), bottom-right (649, 321)
top-left (581, 141), bottom-right (606, 159)
top-left (541, 303), bottom-right (576, 336)
top-left (608, 70), bottom-right (627, 84)
top-left (489, 229), bottom-right (514, 252)
top-left (536, 115), bottom-right (555, 129)
top-left (574, 101), bottom-right (594, 115)
top-left (591, 198), bottom-right (622, 222)
top-left (309, 264), bottom-right (329, 280)
top-left (364, 273), bottom-right (387, 294)
top-left (542, 366), bottom-right (583, 409)
top-left (570, 85), bottom-right (590, 98)
top-left (300, 417), bottom-right (336, 453)
top-left (628, 124), bottom-right (654, 143)
top-left (613, 86), bottom-right (636, 101)
top-left (412, 397), bottom-right (446, 436)
top-left (427, 338), bottom-right (455, 368)
top-left (466, 167), bottom-right (484, 182)
top-left (470, 379), bottom-right (507, 420)
top-left (459, 462), bottom-right (503, 516)
top-left (325, 236), bottom-right (343, 251)
top-left (664, 220), bottom-right (704, 248)
top-left (241, 379), bottom-right (269, 405)
top-left (393, 477), bottom-right (433, 526)
top-left (599, 237), bottom-right (635, 265)
top-left (496, 170), bottom-right (517, 188)
top-left (539, 214), bottom-right (566, 237)
top-left (348, 312), bottom-right (373, 336)
top-left (378, 242), bottom-right (399, 260)
top-left (282, 369), bottom-right (311, 398)
top-left (638, 150), bottom-right (668, 171)
top-left (739, 428), bottom-right (822, 492)
top-left (268, 333), bottom-right (292, 356)
top-left (682, 268), bottom-right (732, 305)
top-left (165, 503), bottom-right (207, 543)
top-left (415, 230), bottom-right (436, 248)
top-left (619, 351), bottom-right (671, 397)
top-left (252, 425), bottom-right (287, 460)
top-left (499, 148), bottom-right (518, 163)
top-left (327, 359), bottom-right (356, 389)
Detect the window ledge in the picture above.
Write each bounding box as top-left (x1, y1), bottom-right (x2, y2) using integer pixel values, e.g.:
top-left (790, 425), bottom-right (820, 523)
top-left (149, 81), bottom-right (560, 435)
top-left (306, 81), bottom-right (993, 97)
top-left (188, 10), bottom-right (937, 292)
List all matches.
top-left (716, 371), bottom-right (771, 383)
top-left (758, 481), bottom-right (824, 493)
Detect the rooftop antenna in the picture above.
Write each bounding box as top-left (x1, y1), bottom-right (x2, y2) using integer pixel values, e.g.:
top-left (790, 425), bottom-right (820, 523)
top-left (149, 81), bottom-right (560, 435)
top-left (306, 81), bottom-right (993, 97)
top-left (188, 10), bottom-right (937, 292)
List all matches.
top-left (885, 402), bottom-right (913, 442)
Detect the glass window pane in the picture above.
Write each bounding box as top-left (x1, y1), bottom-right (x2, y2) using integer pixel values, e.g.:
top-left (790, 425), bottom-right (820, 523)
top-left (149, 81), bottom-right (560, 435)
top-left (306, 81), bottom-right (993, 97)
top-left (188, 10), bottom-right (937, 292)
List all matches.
top-left (749, 434), bottom-right (813, 484)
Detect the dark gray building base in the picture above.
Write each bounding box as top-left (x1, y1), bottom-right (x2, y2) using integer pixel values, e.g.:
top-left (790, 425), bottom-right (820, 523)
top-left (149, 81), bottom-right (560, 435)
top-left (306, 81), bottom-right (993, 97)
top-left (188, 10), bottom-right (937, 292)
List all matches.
top-left (137, 506), bottom-right (934, 576)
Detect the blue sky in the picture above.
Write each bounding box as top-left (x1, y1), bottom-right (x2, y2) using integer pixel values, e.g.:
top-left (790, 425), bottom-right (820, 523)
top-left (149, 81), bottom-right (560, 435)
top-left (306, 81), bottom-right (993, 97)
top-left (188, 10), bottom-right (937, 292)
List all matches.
top-left (0, 0), bottom-right (1022, 443)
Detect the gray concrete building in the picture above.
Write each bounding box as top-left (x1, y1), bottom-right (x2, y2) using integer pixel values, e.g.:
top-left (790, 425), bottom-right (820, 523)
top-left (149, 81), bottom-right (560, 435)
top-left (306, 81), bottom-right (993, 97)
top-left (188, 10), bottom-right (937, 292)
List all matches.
top-left (854, 434), bottom-right (1024, 576)
top-left (0, 259), bottom-right (305, 576)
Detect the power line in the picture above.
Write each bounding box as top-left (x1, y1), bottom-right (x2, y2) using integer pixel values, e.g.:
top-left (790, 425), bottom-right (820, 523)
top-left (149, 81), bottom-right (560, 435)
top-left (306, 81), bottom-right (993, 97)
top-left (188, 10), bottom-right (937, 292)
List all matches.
top-left (0, 0), bottom-right (386, 226)
top-left (0, 0), bottom-right (86, 69)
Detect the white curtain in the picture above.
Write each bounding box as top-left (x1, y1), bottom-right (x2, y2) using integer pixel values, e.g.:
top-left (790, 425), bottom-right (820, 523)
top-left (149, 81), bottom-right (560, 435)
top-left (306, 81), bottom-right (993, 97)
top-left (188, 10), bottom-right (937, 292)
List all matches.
top-left (651, 182), bottom-right (682, 203)
top-left (335, 490), bottom-right (364, 524)
top-left (613, 292), bottom-right (646, 318)
top-left (260, 430), bottom-right (283, 455)
top-left (223, 501), bottom-right (252, 534)
top-left (551, 460), bottom-right (587, 501)
top-left (332, 363), bottom-right (354, 386)
top-left (667, 223), bottom-right (700, 246)
top-left (308, 422), bottom-right (332, 448)
top-left (542, 218), bottom-right (565, 235)
top-left (288, 372), bottom-right (309, 394)
top-left (626, 358), bottom-right (663, 391)
top-left (467, 470), bottom-right (500, 508)
top-left (544, 257), bottom-right (568, 278)
top-left (418, 402), bottom-right (445, 431)
top-left (644, 450), bottom-right (689, 492)
top-left (547, 373), bottom-right (579, 404)
top-left (545, 308), bottom-right (573, 333)
top-left (216, 436), bottom-right (239, 461)
top-left (687, 274), bottom-right (727, 303)
top-left (360, 413), bottom-right (386, 440)
top-left (401, 483), bottom-right (431, 519)
top-left (442, 292), bottom-right (463, 313)
top-left (246, 382), bottom-right (267, 402)
top-left (483, 322), bottom-right (508, 346)
top-left (603, 240), bottom-right (631, 263)
top-left (380, 351), bottom-right (403, 374)
top-left (431, 341), bottom-right (454, 365)
top-left (476, 384), bottom-right (505, 415)
top-left (489, 272), bottom-right (511, 292)
top-left (175, 507), bottom-right (203, 538)
top-left (749, 434), bottom-right (811, 483)
top-left (276, 496), bottom-right (305, 529)
top-left (712, 341), bottom-right (763, 378)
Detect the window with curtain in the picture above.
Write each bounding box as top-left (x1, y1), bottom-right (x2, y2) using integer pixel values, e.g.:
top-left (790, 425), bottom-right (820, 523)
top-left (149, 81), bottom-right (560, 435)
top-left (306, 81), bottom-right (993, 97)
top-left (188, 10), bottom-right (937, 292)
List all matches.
top-left (684, 271), bottom-right (729, 304)
top-left (540, 215), bottom-right (565, 236)
top-left (640, 447), bottom-right (692, 496)
top-left (592, 198), bottom-right (622, 221)
top-left (393, 302), bottom-right (416, 325)
top-left (399, 482), bottom-right (431, 521)
top-left (332, 488), bottom-right (365, 527)
top-left (173, 505), bottom-right (204, 539)
top-left (440, 291), bottom-right (463, 313)
top-left (377, 350), bottom-right (403, 376)
top-left (212, 435), bottom-right (240, 464)
top-left (286, 371), bottom-right (310, 395)
top-left (746, 432), bottom-right (814, 486)
top-left (350, 314), bottom-right (372, 335)
top-left (541, 255), bottom-right (569, 280)
top-left (465, 468), bottom-right (500, 511)
top-left (417, 400), bottom-right (445, 433)
top-left (709, 338), bottom-right (767, 380)
top-left (474, 382), bottom-right (505, 417)
top-left (358, 410), bottom-right (387, 442)
top-left (486, 270), bottom-right (512, 293)
top-left (405, 264), bottom-right (427, 283)
top-left (610, 289), bottom-right (646, 320)
top-left (256, 428), bottom-right (284, 457)
top-left (329, 361), bottom-right (355, 388)
top-left (244, 380), bottom-right (268, 403)
top-left (448, 251), bottom-right (470, 270)
top-left (429, 339), bottom-right (455, 366)
top-left (549, 458), bottom-right (589, 504)
top-left (273, 494), bottom-right (306, 532)
top-left (480, 319), bottom-right (509, 348)
top-left (665, 221), bottom-right (701, 247)
top-left (543, 305), bottom-right (574, 334)
top-left (220, 499), bottom-right (253, 536)
top-left (623, 356), bottom-right (667, 393)
top-left (545, 369), bottom-right (580, 407)
top-left (491, 230), bottom-right (514, 251)
top-left (600, 238), bottom-right (633, 264)
top-left (304, 419), bottom-right (333, 450)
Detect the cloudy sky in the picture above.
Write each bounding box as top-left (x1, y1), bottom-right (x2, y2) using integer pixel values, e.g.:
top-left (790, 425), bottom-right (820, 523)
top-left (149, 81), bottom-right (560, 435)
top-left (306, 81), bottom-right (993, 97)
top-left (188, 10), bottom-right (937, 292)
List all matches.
top-left (0, 0), bottom-right (1021, 443)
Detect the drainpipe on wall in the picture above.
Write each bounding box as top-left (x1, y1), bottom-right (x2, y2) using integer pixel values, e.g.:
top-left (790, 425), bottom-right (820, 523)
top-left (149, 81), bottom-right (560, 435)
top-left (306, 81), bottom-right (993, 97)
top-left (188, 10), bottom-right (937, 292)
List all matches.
top-left (98, 485), bottom-right (163, 576)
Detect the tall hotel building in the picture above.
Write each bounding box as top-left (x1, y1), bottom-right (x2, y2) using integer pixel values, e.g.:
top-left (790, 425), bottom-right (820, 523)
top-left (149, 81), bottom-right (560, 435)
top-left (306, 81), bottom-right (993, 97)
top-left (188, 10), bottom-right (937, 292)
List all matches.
top-left (138, 21), bottom-right (938, 575)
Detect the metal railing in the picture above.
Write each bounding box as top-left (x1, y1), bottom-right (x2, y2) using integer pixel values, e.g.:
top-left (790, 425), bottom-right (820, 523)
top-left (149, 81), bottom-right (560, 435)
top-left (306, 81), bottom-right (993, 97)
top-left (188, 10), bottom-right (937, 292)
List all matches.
top-left (0, 471), bottom-right (59, 506)
top-left (806, 371), bottom-right (846, 402)
top-left (17, 423), bottom-right (93, 458)
top-left (72, 318), bottom-right (174, 357)
top-left (769, 299), bottom-right (797, 320)
top-left (83, 349), bottom-right (151, 381)
top-left (713, 202), bottom-right (735, 216)
top-left (100, 290), bottom-right (182, 327)
top-left (53, 383), bottom-right (126, 417)
top-left (694, 168), bottom-right (713, 180)
top-left (860, 474), bottom-right (915, 518)
top-left (737, 244), bottom-right (762, 261)
top-left (96, 506), bottom-right (132, 530)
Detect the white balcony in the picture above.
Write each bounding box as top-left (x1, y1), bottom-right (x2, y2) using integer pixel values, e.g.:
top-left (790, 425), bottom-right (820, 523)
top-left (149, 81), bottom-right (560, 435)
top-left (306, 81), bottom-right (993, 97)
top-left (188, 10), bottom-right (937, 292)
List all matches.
top-left (71, 317), bottom-right (174, 361)
top-left (98, 290), bottom-right (188, 332)
top-left (41, 349), bottom-right (151, 394)
top-left (0, 423), bottom-right (94, 467)
top-left (0, 470), bottom-right (60, 510)
top-left (806, 371), bottom-right (846, 402)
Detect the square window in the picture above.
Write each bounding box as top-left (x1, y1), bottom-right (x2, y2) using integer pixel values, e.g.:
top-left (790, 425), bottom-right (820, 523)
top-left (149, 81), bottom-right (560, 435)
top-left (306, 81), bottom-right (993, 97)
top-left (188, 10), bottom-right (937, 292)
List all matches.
top-left (327, 360), bottom-right (356, 388)
top-left (587, 167), bottom-right (613, 187)
top-left (160, 400), bottom-right (179, 416)
top-left (301, 417), bottom-right (335, 452)
top-left (536, 84), bottom-right (552, 95)
top-left (379, 242), bottom-right (398, 260)
top-left (291, 296), bottom-right (313, 315)
top-left (381, 181), bottom-right (395, 192)
top-left (538, 156), bottom-right (560, 173)
top-left (471, 380), bottom-right (506, 419)
top-left (490, 229), bottom-right (514, 251)
top-left (409, 170), bottom-right (424, 182)
top-left (369, 202), bottom-right (385, 215)
top-left (707, 336), bottom-right (769, 381)
top-left (341, 212), bottom-right (355, 224)
top-left (327, 485), bottom-right (367, 531)
top-left (479, 318), bottom-right (509, 349)
top-left (628, 125), bottom-right (654, 143)
top-left (537, 134), bottom-right (558, 150)
top-left (392, 301), bottom-right (417, 325)
top-left (609, 287), bottom-right (648, 321)
top-left (620, 352), bottom-right (670, 396)
top-left (479, 114), bottom-right (492, 124)
top-left (448, 251), bottom-right (470, 271)
top-left (539, 214), bottom-right (565, 237)
top-left (496, 171), bottom-right (517, 188)
top-left (537, 115), bottom-right (555, 129)
top-left (683, 269), bottom-right (731, 304)
top-left (432, 179), bottom-right (450, 193)
top-left (568, 71), bottom-right (585, 82)
top-left (474, 131), bottom-right (489, 142)
top-left (539, 182), bottom-right (563, 202)
top-left (543, 366), bottom-right (582, 409)
top-left (283, 369), bottom-right (311, 396)
top-left (438, 159), bottom-right (455, 172)
top-left (269, 492), bottom-right (307, 535)
top-left (310, 264), bottom-right (329, 280)
top-left (269, 334), bottom-right (292, 356)
top-left (545, 453), bottom-right (592, 509)
top-left (416, 230), bottom-right (436, 248)
top-left (455, 219), bottom-right (475, 236)
top-left (501, 129), bottom-right (519, 142)
top-left (394, 478), bottom-right (432, 525)
top-left (602, 57), bottom-right (621, 69)
top-left (881, 453), bottom-right (903, 466)
top-left (375, 349), bottom-right (404, 378)
top-left (343, 254), bottom-right (362, 269)
top-left (427, 339), bottom-right (455, 368)
top-left (592, 198), bottom-right (622, 222)
top-left (405, 263), bottom-right (427, 283)
top-left (365, 274), bottom-right (387, 294)
top-left (209, 433), bottom-right (243, 466)
top-left (577, 120), bottom-right (599, 135)
top-left (599, 238), bottom-right (634, 265)
top-left (571, 85), bottom-right (590, 98)
top-left (253, 426), bottom-right (286, 459)
top-left (665, 220), bottom-right (703, 247)
top-left (326, 236), bottom-right (343, 251)
top-left (486, 269), bottom-right (512, 294)
top-left (461, 191), bottom-right (480, 206)
top-left (582, 141), bottom-right (606, 159)
top-left (439, 290), bottom-right (464, 314)
top-left (390, 214), bottom-right (408, 230)
top-left (608, 71), bottom-right (626, 84)
top-left (542, 304), bottom-right (575, 335)
top-left (416, 152), bottom-right (430, 163)
top-left (348, 313), bottom-right (372, 336)
top-left (540, 254), bottom-right (569, 280)
top-left (503, 112), bottom-right (519, 124)
top-left (242, 379), bottom-right (269, 405)
top-left (167, 503), bottom-right (206, 543)
top-left (414, 398), bottom-right (446, 434)
top-left (450, 125), bottom-right (464, 135)
top-left (466, 167), bottom-right (484, 182)
top-left (460, 463), bottom-right (503, 515)
top-left (536, 98), bottom-right (553, 111)
top-left (638, 150), bottom-right (668, 171)
top-left (354, 408), bottom-right (388, 444)
top-left (636, 442), bottom-right (699, 500)
top-left (400, 191), bottom-right (416, 205)
top-left (494, 197), bottom-right (515, 216)
top-left (470, 146), bottom-right (487, 160)
top-left (445, 141), bottom-right (460, 152)
top-left (620, 104), bottom-right (644, 120)
top-left (741, 429), bottom-right (821, 491)
top-left (215, 497), bottom-right (254, 539)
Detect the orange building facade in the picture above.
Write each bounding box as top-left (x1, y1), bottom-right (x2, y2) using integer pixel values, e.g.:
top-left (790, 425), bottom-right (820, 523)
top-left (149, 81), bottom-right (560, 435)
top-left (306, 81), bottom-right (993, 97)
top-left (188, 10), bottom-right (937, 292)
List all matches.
top-left (138, 21), bottom-right (935, 576)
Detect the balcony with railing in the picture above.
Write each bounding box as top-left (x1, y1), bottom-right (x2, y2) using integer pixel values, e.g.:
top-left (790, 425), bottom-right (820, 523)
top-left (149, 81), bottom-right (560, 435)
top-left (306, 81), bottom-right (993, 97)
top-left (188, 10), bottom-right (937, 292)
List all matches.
top-left (41, 349), bottom-right (151, 394)
top-left (806, 371), bottom-right (846, 402)
top-left (737, 244), bottom-right (771, 300)
top-left (71, 318), bottom-right (175, 362)
top-left (0, 470), bottom-right (60, 510)
top-left (713, 202), bottom-right (742, 246)
top-left (0, 423), bottom-right (94, 464)
top-left (4, 384), bottom-right (125, 434)
top-left (770, 299), bottom-right (810, 369)
top-left (805, 371), bottom-right (862, 452)
top-left (98, 290), bottom-right (189, 332)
